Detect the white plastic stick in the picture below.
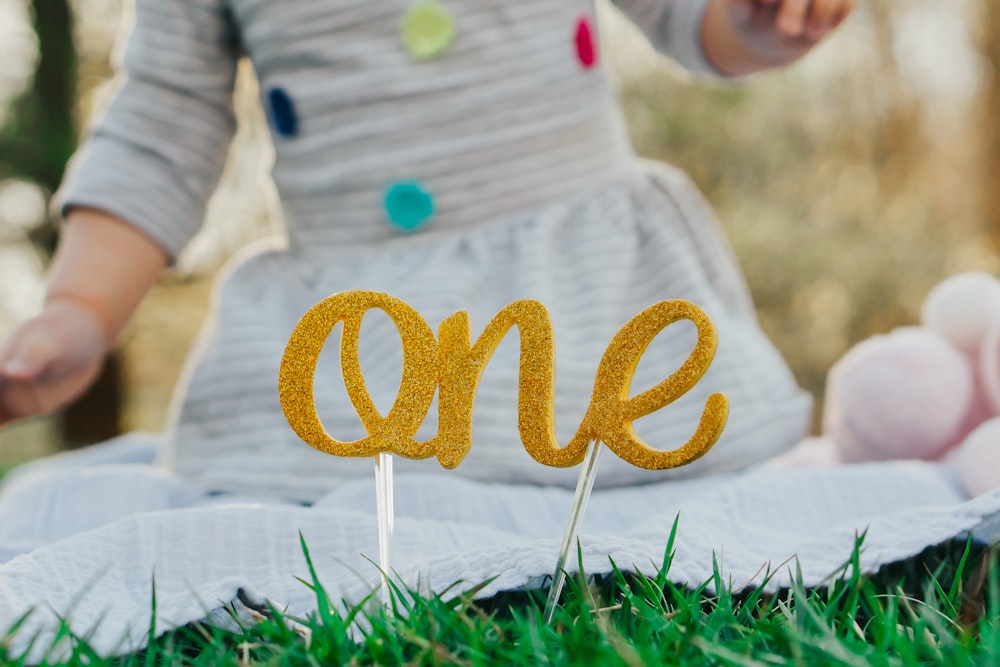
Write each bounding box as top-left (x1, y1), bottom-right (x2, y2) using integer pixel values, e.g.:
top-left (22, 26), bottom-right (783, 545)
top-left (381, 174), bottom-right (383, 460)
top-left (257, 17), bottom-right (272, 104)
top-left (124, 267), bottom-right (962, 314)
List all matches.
top-left (374, 451), bottom-right (395, 606)
top-left (544, 439), bottom-right (602, 624)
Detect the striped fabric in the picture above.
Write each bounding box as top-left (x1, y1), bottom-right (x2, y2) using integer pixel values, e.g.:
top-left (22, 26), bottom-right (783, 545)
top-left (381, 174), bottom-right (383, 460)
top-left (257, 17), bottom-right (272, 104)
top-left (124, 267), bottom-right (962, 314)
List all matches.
top-left (60, 0), bottom-right (811, 502)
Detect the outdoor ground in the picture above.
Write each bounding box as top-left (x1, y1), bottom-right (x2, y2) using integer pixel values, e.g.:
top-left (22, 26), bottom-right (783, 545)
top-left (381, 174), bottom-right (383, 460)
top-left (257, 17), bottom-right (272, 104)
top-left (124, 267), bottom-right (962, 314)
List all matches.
top-left (4, 532), bottom-right (997, 666)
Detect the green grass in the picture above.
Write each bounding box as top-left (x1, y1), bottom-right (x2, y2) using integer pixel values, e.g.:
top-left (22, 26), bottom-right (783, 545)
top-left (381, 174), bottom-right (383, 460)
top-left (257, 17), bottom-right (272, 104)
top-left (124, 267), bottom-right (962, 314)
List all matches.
top-left (2, 527), bottom-right (998, 666)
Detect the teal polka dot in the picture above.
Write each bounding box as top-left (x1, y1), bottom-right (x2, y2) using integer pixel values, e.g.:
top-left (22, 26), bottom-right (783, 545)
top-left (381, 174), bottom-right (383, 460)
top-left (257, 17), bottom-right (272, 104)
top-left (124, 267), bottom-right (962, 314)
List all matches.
top-left (384, 181), bottom-right (435, 230)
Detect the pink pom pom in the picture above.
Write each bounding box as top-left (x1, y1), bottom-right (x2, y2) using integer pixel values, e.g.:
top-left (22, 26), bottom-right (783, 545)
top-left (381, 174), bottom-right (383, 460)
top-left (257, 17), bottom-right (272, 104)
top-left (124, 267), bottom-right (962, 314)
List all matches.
top-left (825, 328), bottom-right (974, 462)
top-left (921, 272), bottom-right (1000, 356)
top-left (952, 417), bottom-right (1000, 497)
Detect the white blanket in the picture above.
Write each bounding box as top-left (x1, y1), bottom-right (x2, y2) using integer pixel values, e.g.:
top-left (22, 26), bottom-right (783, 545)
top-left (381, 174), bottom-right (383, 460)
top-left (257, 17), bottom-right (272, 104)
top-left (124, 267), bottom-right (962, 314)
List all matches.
top-left (1, 433), bottom-right (998, 662)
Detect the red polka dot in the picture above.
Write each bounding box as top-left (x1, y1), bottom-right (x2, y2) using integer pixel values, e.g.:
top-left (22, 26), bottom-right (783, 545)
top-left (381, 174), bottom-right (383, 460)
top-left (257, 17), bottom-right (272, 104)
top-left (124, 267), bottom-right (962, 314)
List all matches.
top-left (575, 16), bottom-right (597, 69)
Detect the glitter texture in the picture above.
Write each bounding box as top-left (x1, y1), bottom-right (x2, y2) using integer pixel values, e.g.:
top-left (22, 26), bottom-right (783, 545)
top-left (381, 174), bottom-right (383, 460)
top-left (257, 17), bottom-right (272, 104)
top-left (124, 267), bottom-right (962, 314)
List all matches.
top-left (432, 300), bottom-right (588, 468)
top-left (279, 292), bottom-right (727, 472)
top-left (279, 291), bottom-right (438, 459)
top-left (579, 300), bottom-right (729, 470)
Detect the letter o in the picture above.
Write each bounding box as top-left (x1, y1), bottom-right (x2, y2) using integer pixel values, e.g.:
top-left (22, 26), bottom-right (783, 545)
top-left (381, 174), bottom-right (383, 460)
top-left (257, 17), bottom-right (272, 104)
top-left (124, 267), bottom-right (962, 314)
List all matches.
top-left (278, 291), bottom-right (439, 459)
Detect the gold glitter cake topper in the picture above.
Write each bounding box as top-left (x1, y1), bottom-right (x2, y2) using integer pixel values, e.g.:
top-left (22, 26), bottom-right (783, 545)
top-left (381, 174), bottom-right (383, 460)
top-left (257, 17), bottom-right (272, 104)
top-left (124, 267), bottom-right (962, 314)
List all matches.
top-left (278, 290), bottom-right (728, 470)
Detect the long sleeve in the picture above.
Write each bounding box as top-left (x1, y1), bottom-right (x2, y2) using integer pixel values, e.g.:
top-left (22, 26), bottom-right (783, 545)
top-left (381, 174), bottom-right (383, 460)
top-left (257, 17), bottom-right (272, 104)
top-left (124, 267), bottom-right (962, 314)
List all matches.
top-left (57, 0), bottom-right (240, 261)
top-left (610, 0), bottom-right (719, 75)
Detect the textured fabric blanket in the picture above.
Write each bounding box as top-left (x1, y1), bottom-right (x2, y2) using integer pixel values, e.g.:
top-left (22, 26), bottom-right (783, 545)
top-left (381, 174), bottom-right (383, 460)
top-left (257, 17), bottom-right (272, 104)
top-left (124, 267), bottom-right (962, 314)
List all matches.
top-left (1, 434), bottom-right (998, 662)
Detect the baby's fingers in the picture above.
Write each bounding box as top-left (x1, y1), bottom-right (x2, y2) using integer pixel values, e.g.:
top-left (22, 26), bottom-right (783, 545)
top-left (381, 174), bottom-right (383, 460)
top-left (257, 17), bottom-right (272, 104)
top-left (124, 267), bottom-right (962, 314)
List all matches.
top-left (0, 323), bottom-right (58, 381)
top-left (806, 0), bottom-right (858, 39)
top-left (775, 0), bottom-right (811, 38)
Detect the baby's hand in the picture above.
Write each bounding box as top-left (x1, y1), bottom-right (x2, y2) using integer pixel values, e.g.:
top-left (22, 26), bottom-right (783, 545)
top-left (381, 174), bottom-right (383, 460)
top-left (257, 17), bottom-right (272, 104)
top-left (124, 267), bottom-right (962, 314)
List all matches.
top-left (0, 298), bottom-right (111, 427)
top-left (726, 0), bottom-right (858, 59)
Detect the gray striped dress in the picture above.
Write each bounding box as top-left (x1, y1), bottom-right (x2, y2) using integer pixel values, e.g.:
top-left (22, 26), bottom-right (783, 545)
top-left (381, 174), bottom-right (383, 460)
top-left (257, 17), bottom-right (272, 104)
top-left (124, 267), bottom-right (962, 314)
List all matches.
top-left (59, 0), bottom-right (812, 502)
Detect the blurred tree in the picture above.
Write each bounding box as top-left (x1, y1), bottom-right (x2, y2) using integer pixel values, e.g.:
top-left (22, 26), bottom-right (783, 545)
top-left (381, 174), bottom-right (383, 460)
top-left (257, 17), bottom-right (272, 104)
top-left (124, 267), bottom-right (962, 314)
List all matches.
top-left (0, 0), bottom-right (75, 201)
top-left (0, 0), bottom-right (123, 448)
top-left (978, 0), bottom-right (1000, 250)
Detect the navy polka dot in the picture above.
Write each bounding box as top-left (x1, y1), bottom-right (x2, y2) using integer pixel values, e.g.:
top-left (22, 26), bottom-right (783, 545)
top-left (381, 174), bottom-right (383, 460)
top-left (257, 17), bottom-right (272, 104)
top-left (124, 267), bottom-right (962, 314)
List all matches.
top-left (267, 87), bottom-right (298, 138)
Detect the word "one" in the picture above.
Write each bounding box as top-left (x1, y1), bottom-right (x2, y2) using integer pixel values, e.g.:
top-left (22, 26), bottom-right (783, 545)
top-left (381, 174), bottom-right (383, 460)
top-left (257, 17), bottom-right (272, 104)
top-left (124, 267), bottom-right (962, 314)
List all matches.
top-left (278, 291), bottom-right (729, 471)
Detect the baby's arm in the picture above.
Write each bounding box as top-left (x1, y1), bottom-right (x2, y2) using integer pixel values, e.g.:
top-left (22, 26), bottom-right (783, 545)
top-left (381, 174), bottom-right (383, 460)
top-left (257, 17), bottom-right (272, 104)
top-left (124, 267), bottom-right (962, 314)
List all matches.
top-left (0, 0), bottom-right (240, 426)
top-left (702, 0), bottom-right (858, 76)
top-left (612, 0), bottom-right (856, 77)
top-left (0, 209), bottom-right (166, 426)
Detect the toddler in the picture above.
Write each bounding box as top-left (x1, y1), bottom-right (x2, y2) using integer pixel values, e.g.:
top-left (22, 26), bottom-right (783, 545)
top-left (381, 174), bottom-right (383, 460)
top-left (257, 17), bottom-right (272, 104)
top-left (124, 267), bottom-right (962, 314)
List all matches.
top-left (0, 0), bottom-right (856, 501)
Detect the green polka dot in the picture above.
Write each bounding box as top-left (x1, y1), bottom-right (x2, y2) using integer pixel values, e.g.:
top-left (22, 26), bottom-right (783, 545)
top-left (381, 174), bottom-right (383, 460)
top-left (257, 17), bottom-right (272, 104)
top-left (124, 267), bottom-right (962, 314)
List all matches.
top-left (401, 2), bottom-right (456, 61)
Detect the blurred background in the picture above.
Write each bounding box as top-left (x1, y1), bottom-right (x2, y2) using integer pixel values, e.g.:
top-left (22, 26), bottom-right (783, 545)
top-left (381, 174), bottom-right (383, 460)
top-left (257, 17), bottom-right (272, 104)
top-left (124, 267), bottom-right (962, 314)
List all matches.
top-left (0, 0), bottom-right (997, 465)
